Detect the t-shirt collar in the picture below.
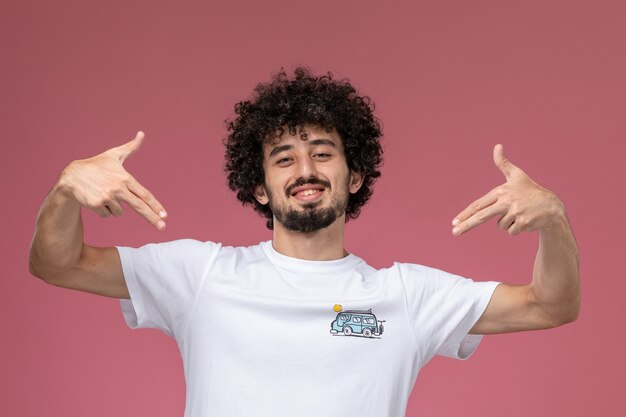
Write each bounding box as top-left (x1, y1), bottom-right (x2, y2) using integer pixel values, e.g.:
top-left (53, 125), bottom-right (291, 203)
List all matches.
top-left (260, 240), bottom-right (363, 274)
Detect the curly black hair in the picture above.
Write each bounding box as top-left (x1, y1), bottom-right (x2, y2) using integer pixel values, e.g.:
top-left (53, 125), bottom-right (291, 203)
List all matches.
top-left (224, 67), bottom-right (383, 229)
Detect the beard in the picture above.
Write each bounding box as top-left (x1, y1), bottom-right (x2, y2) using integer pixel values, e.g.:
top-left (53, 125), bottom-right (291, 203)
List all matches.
top-left (266, 177), bottom-right (349, 233)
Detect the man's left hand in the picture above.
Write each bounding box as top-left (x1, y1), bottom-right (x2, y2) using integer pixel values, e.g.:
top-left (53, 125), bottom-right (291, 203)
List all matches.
top-left (452, 144), bottom-right (565, 236)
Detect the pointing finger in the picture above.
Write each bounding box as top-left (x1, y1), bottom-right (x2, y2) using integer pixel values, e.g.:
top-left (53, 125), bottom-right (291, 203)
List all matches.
top-left (452, 187), bottom-right (499, 226)
top-left (452, 202), bottom-right (507, 236)
top-left (119, 189), bottom-right (167, 230)
top-left (127, 177), bottom-right (168, 220)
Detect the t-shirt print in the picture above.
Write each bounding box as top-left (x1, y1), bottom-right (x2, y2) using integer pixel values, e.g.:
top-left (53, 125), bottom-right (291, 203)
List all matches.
top-left (329, 304), bottom-right (385, 338)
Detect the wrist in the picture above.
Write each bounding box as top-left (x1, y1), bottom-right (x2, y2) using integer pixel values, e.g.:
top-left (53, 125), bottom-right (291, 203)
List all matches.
top-left (541, 195), bottom-right (570, 234)
top-left (55, 162), bottom-right (81, 201)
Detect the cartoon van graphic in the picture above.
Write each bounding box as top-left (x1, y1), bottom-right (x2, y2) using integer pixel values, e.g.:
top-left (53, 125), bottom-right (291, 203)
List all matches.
top-left (330, 309), bottom-right (384, 337)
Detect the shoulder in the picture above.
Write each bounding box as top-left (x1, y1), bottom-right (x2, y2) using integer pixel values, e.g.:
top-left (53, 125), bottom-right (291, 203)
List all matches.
top-left (119, 239), bottom-right (273, 266)
top-left (390, 262), bottom-right (457, 280)
top-left (118, 239), bottom-right (222, 260)
top-left (116, 239), bottom-right (226, 273)
top-left (390, 262), bottom-right (476, 293)
top-left (141, 238), bottom-right (221, 251)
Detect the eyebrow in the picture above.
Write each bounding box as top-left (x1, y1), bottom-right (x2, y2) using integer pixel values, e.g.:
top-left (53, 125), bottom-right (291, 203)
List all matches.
top-left (268, 138), bottom-right (337, 158)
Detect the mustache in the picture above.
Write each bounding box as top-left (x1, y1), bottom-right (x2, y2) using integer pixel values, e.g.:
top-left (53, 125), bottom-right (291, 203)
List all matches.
top-left (285, 177), bottom-right (331, 197)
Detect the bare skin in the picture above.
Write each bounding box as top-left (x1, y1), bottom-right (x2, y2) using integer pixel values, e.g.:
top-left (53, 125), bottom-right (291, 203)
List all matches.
top-left (29, 131), bottom-right (167, 299)
top-left (253, 126), bottom-right (363, 260)
top-left (29, 130), bottom-right (579, 333)
top-left (454, 145), bottom-right (580, 333)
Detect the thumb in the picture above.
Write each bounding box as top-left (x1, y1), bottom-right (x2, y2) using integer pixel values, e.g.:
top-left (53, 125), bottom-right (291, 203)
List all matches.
top-left (117, 131), bottom-right (145, 163)
top-left (493, 143), bottom-right (517, 180)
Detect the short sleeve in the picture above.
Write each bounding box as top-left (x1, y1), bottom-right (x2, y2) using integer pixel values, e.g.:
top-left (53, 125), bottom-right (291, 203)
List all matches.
top-left (116, 239), bottom-right (221, 338)
top-left (397, 263), bottom-right (500, 362)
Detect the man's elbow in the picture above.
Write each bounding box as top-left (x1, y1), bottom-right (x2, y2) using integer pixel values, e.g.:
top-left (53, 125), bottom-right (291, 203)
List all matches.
top-left (28, 257), bottom-right (56, 284)
top-left (546, 298), bottom-right (581, 328)
top-left (28, 251), bottom-right (47, 281)
top-left (561, 301), bottom-right (581, 325)
top-left (28, 250), bottom-right (71, 286)
top-left (530, 282), bottom-right (581, 329)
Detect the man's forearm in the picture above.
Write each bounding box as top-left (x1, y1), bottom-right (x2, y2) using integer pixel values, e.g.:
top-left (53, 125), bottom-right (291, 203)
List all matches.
top-left (29, 180), bottom-right (84, 279)
top-left (531, 209), bottom-right (580, 325)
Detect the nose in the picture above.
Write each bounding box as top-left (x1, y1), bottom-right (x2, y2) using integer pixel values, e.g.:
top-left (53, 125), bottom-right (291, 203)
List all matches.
top-left (295, 154), bottom-right (318, 178)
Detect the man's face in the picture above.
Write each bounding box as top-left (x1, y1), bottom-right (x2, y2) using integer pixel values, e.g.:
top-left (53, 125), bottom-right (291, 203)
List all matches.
top-left (255, 125), bottom-right (363, 233)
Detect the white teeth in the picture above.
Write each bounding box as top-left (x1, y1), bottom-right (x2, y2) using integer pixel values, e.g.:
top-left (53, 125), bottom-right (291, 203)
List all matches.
top-left (298, 189), bottom-right (319, 196)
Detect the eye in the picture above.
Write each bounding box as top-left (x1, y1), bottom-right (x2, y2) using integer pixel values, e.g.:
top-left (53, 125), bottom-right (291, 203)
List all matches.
top-left (276, 157), bottom-right (292, 165)
top-left (314, 153), bottom-right (331, 159)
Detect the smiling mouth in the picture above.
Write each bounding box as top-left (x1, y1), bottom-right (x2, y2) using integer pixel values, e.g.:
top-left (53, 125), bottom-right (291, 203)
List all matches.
top-left (290, 188), bottom-right (325, 205)
top-left (291, 187), bottom-right (325, 197)
top-left (286, 178), bottom-right (331, 202)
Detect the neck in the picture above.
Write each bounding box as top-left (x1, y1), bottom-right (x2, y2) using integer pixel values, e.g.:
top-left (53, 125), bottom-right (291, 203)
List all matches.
top-left (271, 216), bottom-right (347, 261)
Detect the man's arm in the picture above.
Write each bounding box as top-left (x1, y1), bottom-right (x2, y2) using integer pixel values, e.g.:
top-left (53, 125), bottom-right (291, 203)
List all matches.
top-left (29, 131), bottom-right (168, 299)
top-left (450, 145), bottom-right (580, 334)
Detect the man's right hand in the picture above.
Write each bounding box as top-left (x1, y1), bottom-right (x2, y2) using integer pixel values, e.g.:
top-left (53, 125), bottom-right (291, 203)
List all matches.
top-left (58, 131), bottom-right (168, 229)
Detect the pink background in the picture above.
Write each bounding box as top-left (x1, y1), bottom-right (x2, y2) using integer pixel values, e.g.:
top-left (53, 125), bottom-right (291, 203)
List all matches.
top-left (2, 1), bottom-right (624, 416)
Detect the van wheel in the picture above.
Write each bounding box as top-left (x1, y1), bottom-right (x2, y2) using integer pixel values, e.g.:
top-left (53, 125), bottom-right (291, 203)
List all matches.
top-left (363, 328), bottom-right (372, 338)
top-left (343, 326), bottom-right (353, 336)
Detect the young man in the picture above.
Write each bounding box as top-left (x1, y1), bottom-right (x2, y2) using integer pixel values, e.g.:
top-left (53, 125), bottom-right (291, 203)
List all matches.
top-left (29, 68), bottom-right (580, 417)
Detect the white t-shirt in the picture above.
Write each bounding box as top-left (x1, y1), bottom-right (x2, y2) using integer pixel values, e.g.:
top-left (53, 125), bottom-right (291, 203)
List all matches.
top-left (117, 239), bottom-right (500, 417)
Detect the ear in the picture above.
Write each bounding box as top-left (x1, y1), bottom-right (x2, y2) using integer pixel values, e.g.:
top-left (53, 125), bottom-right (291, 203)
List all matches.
top-left (349, 171), bottom-right (365, 194)
top-left (254, 184), bottom-right (269, 205)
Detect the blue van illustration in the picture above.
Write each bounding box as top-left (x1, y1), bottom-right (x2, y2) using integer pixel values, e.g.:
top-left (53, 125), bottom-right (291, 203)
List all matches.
top-left (330, 308), bottom-right (384, 338)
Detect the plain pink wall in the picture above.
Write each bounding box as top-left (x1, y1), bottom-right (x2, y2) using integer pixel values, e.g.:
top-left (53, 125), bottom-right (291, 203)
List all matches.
top-left (2, 0), bottom-right (624, 416)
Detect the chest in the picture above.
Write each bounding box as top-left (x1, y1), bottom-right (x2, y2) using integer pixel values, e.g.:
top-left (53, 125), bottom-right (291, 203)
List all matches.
top-left (184, 277), bottom-right (416, 380)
